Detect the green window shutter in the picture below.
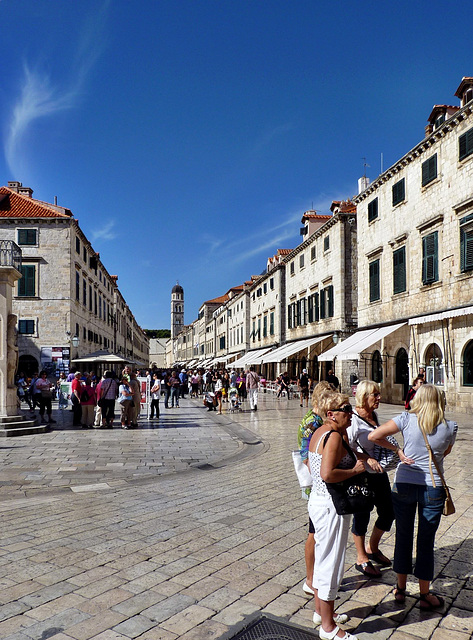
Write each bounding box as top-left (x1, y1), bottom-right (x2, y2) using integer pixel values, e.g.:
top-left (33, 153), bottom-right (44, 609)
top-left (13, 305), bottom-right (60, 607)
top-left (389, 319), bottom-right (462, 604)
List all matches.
top-left (18, 319), bottom-right (35, 334)
top-left (460, 215), bottom-right (473, 272)
top-left (368, 198), bottom-right (378, 222)
top-left (459, 128), bottom-right (473, 161)
top-left (263, 316), bottom-right (267, 337)
top-left (393, 247), bottom-right (406, 294)
top-left (422, 232), bottom-right (439, 284)
top-left (287, 305), bottom-right (292, 329)
top-left (270, 312), bottom-right (274, 335)
top-left (308, 295), bottom-right (313, 322)
top-left (18, 265), bottom-right (36, 297)
top-left (369, 260), bottom-right (380, 302)
top-left (315, 292), bottom-right (319, 321)
top-left (392, 179), bottom-right (405, 206)
top-left (320, 289), bottom-right (326, 319)
top-left (296, 300), bottom-right (301, 326)
top-left (421, 155), bottom-right (437, 186)
top-left (18, 229), bottom-right (37, 245)
top-left (327, 285), bottom-right (334, 317)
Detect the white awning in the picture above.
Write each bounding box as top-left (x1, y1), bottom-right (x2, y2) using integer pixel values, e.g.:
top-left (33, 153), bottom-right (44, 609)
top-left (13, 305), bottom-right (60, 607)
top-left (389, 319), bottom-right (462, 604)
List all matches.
top-left (231, 347), bottom-right (273, 368)
top-left (319, 323), bottom-right (406, 361)
top-left (261, 335), bottom-right (326, 364)
top-left (408, 305), bottom-right (473, 325)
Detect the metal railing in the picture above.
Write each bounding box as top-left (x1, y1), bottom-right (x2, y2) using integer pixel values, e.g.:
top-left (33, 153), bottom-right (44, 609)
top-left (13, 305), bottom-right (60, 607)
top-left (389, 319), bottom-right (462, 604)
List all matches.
top-left (0, 240), bottom-right (22, 271)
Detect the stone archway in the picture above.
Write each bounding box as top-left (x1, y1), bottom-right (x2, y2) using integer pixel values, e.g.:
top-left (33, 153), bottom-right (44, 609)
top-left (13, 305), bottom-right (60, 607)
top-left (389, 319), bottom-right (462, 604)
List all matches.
top-left (18, 354), bottom-right (39, 378)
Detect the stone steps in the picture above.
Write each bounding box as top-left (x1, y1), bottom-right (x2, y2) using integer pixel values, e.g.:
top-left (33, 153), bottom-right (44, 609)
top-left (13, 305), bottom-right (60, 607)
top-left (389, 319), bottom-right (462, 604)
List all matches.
top-left (0, 415), bottom-right (50, 437)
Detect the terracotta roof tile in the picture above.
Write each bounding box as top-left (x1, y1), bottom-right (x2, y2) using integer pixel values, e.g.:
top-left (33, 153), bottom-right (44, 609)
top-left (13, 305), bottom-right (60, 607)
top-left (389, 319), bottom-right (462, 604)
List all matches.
top-left (203, 293), bottom-right (229, 305)
top-left (0, 187), bottom-right (72, 219)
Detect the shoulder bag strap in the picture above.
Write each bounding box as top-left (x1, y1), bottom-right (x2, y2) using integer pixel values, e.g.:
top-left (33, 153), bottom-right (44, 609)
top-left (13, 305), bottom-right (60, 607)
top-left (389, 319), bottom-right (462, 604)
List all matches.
top-left (418, 420), bottom-right (450, 491)
top-left (322, 430), bottom-right (357, 462)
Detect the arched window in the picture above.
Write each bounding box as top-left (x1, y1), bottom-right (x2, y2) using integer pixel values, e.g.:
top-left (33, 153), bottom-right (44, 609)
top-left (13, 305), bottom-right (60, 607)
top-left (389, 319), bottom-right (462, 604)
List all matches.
top-left (18, 354), bottom-right (39, 378)
top-left (372, 350), bottom-right (383, 383)
top-left (463, 341), bottom-right (473, 386)
top-left (424, 343), bottom-right (444, 385)
top-left (395, 348), bottom-right (409, 383)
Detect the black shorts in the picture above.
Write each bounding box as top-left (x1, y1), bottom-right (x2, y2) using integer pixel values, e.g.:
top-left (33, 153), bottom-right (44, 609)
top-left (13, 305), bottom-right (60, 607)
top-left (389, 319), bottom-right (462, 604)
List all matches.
top-left (308, 517), bottom-right (315, 534)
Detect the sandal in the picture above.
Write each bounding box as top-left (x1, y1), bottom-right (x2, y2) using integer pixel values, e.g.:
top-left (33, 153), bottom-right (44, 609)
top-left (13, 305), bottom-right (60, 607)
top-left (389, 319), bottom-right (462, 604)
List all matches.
top-left (419, 591), bottom-right (444, 610)
top-left (367, 550), bottom-right (392, 567)
top-left (354, 561), bottom-right (381, 577)
top-left (393, 584), bottom-right (407, 603)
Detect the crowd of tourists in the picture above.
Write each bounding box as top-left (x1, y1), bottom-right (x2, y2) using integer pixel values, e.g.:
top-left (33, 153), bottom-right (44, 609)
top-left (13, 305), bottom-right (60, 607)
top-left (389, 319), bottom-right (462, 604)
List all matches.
top-left (296, 375), bottom-right (457, 640)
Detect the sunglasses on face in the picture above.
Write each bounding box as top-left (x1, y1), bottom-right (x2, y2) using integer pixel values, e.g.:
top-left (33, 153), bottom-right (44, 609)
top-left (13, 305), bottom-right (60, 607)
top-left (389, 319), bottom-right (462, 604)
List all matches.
top-left (369, 393), bottom-right (381, 398)
top-left (332, 404), bottom-right (353, 414)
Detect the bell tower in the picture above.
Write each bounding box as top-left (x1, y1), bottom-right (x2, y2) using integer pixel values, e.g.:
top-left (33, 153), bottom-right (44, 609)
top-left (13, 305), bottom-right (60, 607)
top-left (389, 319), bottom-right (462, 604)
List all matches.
top-left (171, 282), bottom-right (184, 340)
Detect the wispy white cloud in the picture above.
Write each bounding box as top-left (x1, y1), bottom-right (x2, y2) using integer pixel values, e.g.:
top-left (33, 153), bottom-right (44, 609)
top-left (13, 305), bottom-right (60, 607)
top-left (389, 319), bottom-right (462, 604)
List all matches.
top-left (90, 220), bottom-right (117, 243)
top-left (218, 194), bottom-right (340, 267)
top-left (4, 1), bottom-right (110, 176)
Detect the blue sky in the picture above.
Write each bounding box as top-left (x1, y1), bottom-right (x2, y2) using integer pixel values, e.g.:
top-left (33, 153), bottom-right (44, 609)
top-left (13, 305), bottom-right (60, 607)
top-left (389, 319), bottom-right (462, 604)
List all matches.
top-left (1, 0), bottom-right (472, 330)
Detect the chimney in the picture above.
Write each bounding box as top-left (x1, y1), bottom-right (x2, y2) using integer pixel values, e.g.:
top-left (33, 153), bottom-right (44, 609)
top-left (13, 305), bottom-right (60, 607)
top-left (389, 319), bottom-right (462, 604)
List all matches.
top-left (358, 176), bottom-right (370, 194)
top-left (8, 181), bottom-right (33, 197)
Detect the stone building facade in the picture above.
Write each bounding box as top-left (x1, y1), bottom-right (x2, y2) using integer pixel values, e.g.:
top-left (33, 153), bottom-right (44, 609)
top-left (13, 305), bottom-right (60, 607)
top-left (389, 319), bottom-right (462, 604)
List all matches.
top-left (0, 182), bottom-right (148, 375)
top-left (352, 77), bottom-right (473, 410)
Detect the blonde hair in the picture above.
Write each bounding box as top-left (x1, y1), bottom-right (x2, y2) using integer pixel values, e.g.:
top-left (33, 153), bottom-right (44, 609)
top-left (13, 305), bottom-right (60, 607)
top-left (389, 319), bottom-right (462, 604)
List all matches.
top-left (409, 384), bottom-right (445, 434)
top-left (355, 380), bottom-right (380, 408)
top-left (311, 380), bottom-right (335, 412)
top-left (318, 392), bottom-right (350, 419)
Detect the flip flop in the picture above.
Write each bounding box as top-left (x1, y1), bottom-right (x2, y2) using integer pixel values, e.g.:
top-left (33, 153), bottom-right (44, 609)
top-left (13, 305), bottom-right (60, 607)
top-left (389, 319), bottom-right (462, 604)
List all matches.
top-left (354, 561), bottom-right (381, 577)
top-left (367, 550), bottom-right (392, 567)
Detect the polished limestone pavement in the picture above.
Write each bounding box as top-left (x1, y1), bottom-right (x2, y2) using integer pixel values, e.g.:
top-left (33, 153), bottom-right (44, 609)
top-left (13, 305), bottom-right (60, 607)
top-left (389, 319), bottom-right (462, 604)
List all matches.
top-left (0, 392), bottom-right (472, 640)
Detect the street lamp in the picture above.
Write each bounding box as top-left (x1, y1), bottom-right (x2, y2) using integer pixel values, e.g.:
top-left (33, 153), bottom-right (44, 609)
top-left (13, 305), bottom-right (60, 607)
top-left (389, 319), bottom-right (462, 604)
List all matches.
top-left (332, 331), bottom-right (340, 344)
top-left (71, 335), bottom-right (80, 348)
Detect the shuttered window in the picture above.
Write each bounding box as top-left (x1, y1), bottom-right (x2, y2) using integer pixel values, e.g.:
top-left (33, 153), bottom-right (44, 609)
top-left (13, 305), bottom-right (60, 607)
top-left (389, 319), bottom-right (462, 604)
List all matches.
top-left (17, 229), bottom-right (37, 245)
top-left (368, 198), bottom-right (378, 222)
top-left (18, 319), bottom-right (35, 334)
top-left (369, 259), bottom-right (380, 302)
top-left (270, 312), bottom-right (274, 335)
top-left (393, 247), bottom-right (406, 294)
top-left (392, 178), bottom-right (405, 206)
top-left (459, 128), bottom-right (473, 161)
top-left (421, 154), bottom-right (437, 187)
top-left (460, 214), bottom-right (473, 272)
top-left (327, 285), bottom-right (334, 317)
top-left (422, 232), bottom-right (439, 284)
top-left (18, 265), bottom-right (36, 297)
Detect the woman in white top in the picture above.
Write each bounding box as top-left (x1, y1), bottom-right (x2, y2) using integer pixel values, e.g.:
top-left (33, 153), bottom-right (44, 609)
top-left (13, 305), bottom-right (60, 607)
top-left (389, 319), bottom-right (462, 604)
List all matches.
top-left (307, 392), bottom-right (364, 640)
top-left (369, 384), bottom-right (457, 610)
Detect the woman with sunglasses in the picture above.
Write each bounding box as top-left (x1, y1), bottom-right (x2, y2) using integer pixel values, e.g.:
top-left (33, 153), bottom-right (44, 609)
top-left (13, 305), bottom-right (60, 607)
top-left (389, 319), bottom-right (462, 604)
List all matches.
top-left (308, 392), bottom-right (364, 640)
top-left (347, 381), bottom-right (396, 577)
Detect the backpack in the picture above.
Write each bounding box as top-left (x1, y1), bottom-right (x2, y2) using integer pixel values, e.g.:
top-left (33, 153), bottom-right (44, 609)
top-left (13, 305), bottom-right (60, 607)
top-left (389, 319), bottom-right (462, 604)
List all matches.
top-left (81, 388), bottom-right (90, 402)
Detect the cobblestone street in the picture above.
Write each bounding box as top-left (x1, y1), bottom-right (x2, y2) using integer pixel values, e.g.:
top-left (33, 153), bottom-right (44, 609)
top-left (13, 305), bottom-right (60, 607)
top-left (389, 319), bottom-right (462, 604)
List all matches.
top-left (0, 394), bottom-right (472, 640)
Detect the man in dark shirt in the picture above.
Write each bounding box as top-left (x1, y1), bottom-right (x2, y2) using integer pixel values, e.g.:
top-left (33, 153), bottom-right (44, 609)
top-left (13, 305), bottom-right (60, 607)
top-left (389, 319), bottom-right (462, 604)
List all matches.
top-left (325, 369), bottom-right (339, 390)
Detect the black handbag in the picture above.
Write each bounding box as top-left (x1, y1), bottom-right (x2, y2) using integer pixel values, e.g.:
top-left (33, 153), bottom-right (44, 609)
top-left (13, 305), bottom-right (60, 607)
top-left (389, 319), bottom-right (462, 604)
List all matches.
top-left (323, 431), bottom-right (375, 515)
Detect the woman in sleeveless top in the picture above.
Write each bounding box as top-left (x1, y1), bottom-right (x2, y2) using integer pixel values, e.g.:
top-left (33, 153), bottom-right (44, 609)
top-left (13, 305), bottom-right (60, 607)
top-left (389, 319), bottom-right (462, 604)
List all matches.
top-left (308, 392), bottom-right (365, 640)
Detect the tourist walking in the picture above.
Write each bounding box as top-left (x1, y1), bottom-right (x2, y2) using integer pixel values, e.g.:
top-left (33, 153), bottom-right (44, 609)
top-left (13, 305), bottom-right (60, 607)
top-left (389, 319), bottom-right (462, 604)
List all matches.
top-left (80, 376), bottom-right (96, 429)
top-left (299, 369), bottom-right (311, 408)
top-left (35, 371), bottom-right (57, 425)
top-left (129, 372), bottom-right (141, 427)
top-left (369, 384), bottom-right (457, 610)
top-left (70, 371), bottom-right (83, 426)
top-left (118, 377), bottom-right (133, 429)
top-left (97, 371), bottom-right (118, 428)
top-left (150, 373), bottom-right (161, 419)
top-left (404, 376), bottom-right (424, 410)
top-left (169, 371), bottom-right (180, 408)
top-left (246, 367), bottom-right (260, 411)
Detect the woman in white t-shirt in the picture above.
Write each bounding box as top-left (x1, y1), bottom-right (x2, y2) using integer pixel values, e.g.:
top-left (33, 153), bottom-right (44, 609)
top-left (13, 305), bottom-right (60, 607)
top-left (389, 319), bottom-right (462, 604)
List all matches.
top-left (369, 384), bottom-right (457, 611)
